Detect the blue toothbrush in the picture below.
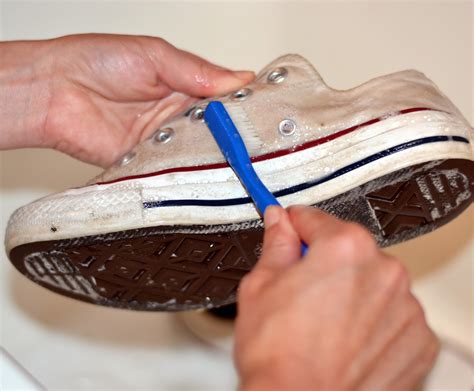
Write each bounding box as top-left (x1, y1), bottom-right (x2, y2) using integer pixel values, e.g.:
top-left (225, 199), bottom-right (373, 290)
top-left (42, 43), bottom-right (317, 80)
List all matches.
top-left (204, 101), bottom-right (308, 256)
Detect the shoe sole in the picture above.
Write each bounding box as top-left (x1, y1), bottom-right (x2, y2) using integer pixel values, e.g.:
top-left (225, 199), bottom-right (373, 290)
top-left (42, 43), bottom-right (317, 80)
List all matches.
top-left (9, 158), bottom-right (473, 311)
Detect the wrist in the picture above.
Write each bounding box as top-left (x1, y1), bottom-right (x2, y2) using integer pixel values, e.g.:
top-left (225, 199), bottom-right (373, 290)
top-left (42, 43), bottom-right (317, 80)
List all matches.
top-left (0, 39), bottom-right (56, 150)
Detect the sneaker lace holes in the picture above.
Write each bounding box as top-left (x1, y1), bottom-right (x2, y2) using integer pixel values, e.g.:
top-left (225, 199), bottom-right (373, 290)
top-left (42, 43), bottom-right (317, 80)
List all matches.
top-left (267, 67), bottom-right (288, 84)
top-left (119, 151), bottom-right (136, 166)
top-left (153, 128), bottom-right (175, 144)
top-left (190, 107), bottom-right (205, 122)
top-left (231, 88), bottom-right (252, 101)
top-left (278, 119), bottom-right (297, 136)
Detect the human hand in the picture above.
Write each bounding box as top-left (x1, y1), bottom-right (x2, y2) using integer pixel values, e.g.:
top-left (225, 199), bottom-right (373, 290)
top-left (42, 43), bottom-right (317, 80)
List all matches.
top-left (235, 205), bottom-right (439, 390)
top-left (0, 34), bottom-right (254, 166)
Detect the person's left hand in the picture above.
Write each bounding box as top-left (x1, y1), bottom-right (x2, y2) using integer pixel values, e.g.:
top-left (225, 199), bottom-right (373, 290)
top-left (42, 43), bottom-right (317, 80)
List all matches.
top-left (0, 34), bottom-right (254, 166)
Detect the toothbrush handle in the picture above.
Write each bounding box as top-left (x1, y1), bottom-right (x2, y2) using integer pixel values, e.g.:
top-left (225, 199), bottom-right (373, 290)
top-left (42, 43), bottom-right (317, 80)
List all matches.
top-left (242, 170), bottom-right (308, 256)
top-left (250, 187), bottom-right (309, 256)
top-left (205, 101), bottom-right (308, 257)
top-left (301, 243), bottom-right (308, 256)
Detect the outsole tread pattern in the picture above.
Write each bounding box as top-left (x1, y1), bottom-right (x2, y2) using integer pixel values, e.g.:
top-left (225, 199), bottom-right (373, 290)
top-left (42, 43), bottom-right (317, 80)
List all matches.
top-left (10, 159), bottom-right (473, 311)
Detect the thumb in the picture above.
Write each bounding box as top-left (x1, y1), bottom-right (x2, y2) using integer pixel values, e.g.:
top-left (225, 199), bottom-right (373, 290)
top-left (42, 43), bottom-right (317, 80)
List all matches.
top-left (151, 38), bottom-right (255, 97)
top-left (254, 206), bottom-right (301, 274)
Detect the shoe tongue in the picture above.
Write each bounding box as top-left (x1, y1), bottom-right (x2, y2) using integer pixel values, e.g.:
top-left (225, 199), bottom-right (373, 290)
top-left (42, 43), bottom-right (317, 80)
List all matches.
top-left (224, 54), bottom-right (329, 155)
top-left (256, 54), bottom-right (326, 88)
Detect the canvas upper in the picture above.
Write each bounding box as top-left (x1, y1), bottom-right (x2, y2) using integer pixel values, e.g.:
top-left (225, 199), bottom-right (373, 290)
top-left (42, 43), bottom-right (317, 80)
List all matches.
top-left (5, 54), bottom-right (473, 253)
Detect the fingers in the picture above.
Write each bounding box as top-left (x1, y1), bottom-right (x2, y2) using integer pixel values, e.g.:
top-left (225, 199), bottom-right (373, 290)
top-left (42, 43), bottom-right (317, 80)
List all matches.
top-left (389, 330), bottom-right (439, 391)
top-left (358, 304), bottom-right (439, 390)
top-left (344, 270), bottom-right (417, 383)
top-left (148, 37), bottom-right (255, 97)
top-left (287, 205), bottom-right (344, 245)
top-left (239, 207), bottom-right (301, 300)
top-left (256, 206), bottom-right (302, 272)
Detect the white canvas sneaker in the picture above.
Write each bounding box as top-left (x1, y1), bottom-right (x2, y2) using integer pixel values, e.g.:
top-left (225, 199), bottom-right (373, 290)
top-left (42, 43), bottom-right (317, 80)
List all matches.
top-left (5, 54), bottom-right (473, 311)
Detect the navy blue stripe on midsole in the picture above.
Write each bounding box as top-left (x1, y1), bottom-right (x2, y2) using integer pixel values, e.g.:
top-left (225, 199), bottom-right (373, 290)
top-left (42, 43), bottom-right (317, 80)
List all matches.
top-left (143, 136), bottom-right (469, 209)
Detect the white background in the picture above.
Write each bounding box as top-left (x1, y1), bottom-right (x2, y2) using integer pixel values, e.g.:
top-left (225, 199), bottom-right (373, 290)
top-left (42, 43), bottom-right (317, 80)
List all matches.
top-left (1, 1), bottom-right (472, 390)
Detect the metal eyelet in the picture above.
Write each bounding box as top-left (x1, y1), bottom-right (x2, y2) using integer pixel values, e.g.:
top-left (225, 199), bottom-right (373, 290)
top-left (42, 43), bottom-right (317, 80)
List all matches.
top-left (231, 88), bottom-right (252, 101)
top-left (278, 119), bottom-right (297, 136)
top-left (153, 127), bottom-right (174, 144)
top-left (190, 106), bottom-right (205, 122)
top-left (119, 151), bottom-right (136, 166)
top-left (267, 67), bottom-right (288, 84)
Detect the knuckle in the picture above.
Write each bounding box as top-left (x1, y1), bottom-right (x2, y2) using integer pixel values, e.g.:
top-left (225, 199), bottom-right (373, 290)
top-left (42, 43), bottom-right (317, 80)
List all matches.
top-left (264, 222), bottom-right (285, 242)
top-left (154, 36), bottom-right (167, 46)
top-left (328, 231), bottom-right (357, 256)
top-left (197, 60), bottom-right (213, 87)
top-left (419, 330), bottom-right (440, 371)
top-left (327, 223), bottom-right (374, 259)
top-left (409, 298), bottom-right (427, 326)
top-left (345, 223), bottom-right (376, 249)
top-left (427, 335), bottom-right (441, 364)
top-left (147, 35), bottom-right (165, 47)
top-left (147, 36), bottom-right (168, 57)
top-left (238, 272), bottom-right (264, 301)
top-left (264, 226), bottom-right (289, 250)
top-left (383, 259), bottom-right (410, 290)
top-left (402, 295), bottom-right (426, 326)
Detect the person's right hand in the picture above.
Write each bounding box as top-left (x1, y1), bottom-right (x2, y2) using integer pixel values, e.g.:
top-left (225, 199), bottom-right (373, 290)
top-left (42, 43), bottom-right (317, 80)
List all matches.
top-left (234, 205), bottom-right (439, 391)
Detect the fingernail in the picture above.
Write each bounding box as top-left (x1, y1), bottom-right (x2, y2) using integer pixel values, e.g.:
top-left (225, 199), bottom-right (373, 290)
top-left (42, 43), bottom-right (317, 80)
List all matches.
top-left (264, 206), bottom-right (281, 228)
top-left (234, 70), bottom-right (255, 81)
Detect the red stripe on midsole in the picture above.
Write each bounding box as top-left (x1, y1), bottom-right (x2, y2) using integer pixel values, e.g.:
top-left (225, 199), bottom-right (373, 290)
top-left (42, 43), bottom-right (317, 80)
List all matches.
top-left (95, 107), bottom-right (440, 185)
